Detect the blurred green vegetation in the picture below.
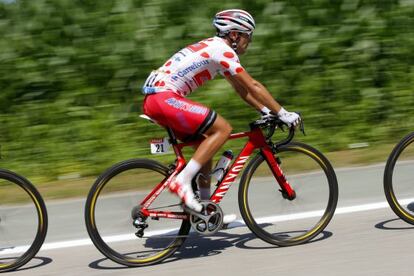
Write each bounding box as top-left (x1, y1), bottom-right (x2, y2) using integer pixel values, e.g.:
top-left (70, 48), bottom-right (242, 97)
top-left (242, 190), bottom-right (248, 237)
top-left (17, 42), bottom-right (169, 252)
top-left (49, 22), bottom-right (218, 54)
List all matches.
top-left (1, 0), bottom-right (414, 186)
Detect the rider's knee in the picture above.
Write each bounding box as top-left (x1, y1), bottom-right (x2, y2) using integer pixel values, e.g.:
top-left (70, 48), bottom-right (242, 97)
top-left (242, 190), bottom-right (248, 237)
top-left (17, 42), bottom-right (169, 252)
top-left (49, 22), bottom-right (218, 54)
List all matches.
top-left (216, 118), bottom-right (232, 136)
top-left (208, 116), bottom-right (232, 137)
top-left (223, 123), bottom-right (232, 137)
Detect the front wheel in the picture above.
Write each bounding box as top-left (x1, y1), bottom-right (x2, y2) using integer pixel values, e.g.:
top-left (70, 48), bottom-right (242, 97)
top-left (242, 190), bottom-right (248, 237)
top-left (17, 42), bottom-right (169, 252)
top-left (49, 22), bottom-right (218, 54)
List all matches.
top-left (238, 142), bottom-right (338, 246)
top-left (85, 159), bottom-right (190, 267)
top-left (0, 169), bottom-right (48, 272)
top-left (384, 132), bottom-right (414, 224)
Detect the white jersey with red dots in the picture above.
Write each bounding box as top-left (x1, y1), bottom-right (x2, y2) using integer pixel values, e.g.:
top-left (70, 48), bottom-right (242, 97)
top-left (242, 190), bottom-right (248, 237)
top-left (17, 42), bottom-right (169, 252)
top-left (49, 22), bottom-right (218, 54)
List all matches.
top-left (142, 36), bottom-right (245, 97)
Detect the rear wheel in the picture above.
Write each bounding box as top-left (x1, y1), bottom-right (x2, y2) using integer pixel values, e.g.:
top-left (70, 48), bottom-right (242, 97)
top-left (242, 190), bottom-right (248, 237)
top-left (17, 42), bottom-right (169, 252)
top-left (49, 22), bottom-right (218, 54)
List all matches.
top-left (0, 169), bottom-right (48, 272)
top-left (85, 159), bottom-right (190, 267)
top-left (239, 142), bottom-right (338, 246)
top-left (384, 132), bottom-right (414, 224)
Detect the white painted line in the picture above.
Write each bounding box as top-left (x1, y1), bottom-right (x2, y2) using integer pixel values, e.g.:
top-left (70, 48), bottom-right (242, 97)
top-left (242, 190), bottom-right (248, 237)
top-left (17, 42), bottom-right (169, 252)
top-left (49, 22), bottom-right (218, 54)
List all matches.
top-left (0, 228), bottom-right (179, 256)
top-left (2, 197), bottom-right (414, 255)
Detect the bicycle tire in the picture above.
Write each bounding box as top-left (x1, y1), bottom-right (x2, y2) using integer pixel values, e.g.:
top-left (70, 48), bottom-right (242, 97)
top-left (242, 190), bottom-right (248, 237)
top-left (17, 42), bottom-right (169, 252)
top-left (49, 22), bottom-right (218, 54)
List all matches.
top-left (238, 142), bottom-right (338, 246)
top-left (384, 132), bottom-right (414, 224)
top-left (0, 169), bottom-right (48, 272)
top-left (85, 159), bottom-right (190, 267)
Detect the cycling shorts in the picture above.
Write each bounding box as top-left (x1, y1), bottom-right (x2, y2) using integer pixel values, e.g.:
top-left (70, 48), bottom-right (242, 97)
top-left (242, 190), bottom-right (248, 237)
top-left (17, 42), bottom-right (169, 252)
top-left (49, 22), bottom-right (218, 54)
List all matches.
top-left (142, 91), bottom-right (217, 141)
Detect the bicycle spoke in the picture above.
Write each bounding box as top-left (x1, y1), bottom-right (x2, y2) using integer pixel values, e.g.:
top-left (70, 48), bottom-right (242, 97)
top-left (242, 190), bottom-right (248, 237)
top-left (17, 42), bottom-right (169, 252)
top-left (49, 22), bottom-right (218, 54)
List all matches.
top-left (384, 133), bottom-right (414, 224)
top-left (239, 143), bottom-right (337, 246)
top-left (0, 169), bottom-right (47, 272)
top-left (85, 159), bottom-right (190, 266)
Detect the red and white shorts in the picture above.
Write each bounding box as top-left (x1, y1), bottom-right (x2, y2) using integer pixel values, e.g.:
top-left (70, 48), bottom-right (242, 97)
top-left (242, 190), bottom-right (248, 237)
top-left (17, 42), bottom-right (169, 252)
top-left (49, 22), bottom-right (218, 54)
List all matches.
top-left (142, 91), bottom-right (217, 141)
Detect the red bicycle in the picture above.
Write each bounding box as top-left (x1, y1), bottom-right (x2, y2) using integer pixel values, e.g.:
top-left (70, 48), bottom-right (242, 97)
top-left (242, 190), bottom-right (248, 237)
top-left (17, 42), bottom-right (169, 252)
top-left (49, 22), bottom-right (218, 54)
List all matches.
top-left (85, 115), bottom-right (338, 266)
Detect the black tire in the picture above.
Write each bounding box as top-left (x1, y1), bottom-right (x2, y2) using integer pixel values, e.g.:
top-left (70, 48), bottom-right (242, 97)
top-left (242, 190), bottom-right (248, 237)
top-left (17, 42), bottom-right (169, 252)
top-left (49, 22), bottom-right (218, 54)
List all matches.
top-left (85, 159), bottom-right (190, 267)
top-left (238, 142), bottom-right (338, 246)
top-left (0, 169), bottom-right (48, 272)
top-left (384, 132), bottom-right (414, 224)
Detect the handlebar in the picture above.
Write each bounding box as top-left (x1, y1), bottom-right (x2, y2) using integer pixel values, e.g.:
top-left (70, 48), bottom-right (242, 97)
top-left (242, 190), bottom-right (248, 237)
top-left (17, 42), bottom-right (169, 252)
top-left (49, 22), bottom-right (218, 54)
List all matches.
top-left (249, 113), bottom-right (305, 149)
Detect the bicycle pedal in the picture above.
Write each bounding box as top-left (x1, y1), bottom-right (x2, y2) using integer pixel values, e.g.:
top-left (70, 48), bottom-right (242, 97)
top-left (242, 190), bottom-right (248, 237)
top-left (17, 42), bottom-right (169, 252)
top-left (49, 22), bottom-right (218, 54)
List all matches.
top-left (221, 223), bottom-right (230, 230)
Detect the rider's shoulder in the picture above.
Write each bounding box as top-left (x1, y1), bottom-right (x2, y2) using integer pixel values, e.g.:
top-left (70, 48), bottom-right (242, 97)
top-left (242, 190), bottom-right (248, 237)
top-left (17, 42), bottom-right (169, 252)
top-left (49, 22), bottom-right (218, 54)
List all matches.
top-left (206, 37), bottom-right (239, 58)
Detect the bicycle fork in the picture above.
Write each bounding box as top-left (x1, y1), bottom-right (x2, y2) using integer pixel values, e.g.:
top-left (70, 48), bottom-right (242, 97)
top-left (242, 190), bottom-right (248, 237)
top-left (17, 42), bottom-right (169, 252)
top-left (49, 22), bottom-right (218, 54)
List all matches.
top-left (261, 147), bottom-right (296, 200)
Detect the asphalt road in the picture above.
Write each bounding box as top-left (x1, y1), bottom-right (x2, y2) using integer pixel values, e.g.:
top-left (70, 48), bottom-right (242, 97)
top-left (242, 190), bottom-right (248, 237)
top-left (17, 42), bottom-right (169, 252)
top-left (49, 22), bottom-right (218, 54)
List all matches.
top-left (3, 162), bottom-right (414, 276)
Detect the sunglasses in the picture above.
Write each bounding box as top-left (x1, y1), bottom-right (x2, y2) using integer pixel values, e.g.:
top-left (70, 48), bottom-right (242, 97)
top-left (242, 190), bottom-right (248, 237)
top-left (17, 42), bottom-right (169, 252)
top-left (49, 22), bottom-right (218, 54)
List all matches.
top-left (241, 32), bottom-right (253, 41)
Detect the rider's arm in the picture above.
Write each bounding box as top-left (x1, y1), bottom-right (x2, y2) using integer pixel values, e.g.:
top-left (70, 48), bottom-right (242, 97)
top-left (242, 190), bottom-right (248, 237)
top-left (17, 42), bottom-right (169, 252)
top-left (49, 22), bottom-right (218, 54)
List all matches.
top-left (226, 75), bottom-right (265, 112)
top-left (225, 70), bottom-right (282, 114)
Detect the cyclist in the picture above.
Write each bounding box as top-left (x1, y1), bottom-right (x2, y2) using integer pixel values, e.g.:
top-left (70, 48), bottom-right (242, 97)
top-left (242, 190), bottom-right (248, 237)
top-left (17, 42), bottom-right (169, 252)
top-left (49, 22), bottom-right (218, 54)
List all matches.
top-left (142, 9), bottom-right (300, 213)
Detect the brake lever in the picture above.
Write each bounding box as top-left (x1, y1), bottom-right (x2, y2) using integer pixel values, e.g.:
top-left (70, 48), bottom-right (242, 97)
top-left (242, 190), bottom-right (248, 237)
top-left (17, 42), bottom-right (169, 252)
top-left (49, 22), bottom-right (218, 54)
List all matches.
top-left (295, 112), bottom-right (306, 136)
top-left (300, 121), bottom-right (306, 135)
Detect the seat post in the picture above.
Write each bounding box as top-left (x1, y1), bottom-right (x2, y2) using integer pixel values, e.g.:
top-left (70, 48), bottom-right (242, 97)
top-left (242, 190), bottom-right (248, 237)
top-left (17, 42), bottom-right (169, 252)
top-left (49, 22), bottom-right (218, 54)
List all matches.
top-left (166, 127), bottom-right (178, 145)
top-left (140, 114), bottom-right (178, 145)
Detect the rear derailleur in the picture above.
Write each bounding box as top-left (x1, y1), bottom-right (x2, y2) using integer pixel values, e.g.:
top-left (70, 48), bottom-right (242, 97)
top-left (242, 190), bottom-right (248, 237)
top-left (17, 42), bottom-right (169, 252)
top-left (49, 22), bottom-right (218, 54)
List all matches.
top-left (131, 206), bottom-right (148, 238)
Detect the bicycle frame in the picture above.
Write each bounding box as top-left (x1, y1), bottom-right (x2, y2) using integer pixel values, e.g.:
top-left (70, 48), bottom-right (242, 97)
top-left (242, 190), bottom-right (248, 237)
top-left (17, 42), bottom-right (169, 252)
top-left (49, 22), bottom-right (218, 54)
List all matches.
top-left (139, 125), bottom-right (295, 220)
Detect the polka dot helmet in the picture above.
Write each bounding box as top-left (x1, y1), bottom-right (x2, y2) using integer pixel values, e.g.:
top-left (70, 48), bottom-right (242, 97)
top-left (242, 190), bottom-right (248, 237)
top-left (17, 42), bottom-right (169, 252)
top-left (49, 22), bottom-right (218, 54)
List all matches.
top-left (213, 9), bottom-right (256, 37)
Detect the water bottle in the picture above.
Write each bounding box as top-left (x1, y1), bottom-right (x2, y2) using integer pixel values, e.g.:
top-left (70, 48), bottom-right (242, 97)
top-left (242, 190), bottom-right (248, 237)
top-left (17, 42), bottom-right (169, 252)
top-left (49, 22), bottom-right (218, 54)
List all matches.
top-left (211, 150), bottom-right (234, 183)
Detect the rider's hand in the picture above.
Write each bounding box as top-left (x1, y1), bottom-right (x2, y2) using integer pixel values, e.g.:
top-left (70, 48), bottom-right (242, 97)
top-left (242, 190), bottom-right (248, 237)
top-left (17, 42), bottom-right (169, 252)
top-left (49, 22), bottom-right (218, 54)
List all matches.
top-left (277, 107), bottom-right (301, 127)
top-left (260, 107), bottom-right (277, 121)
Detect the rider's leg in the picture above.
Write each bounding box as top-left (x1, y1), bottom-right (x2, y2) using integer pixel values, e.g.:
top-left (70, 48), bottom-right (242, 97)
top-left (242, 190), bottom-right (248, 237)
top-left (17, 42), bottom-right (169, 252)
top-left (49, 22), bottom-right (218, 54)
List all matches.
top-left (170, 115), bottom-right (232, 212)
top-left (196, 158), bottom-right (236, 226)
top-left (171, 115), bottom-right (232, 212)
top-left (193, 114), bottom-right (232, 164)
top-left (186, 118), bottom-right (236, 225)
top-left (197, 160), bottom-right (212, 200)
top-left (143, 92), bottom-right (231, 211)
top-left (175, 114), bottom-right (232, 186)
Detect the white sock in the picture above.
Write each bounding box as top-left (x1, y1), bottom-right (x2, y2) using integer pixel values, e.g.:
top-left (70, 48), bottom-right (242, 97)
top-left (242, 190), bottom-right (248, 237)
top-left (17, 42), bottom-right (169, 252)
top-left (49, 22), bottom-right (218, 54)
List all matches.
top-left (199, 187), bottom-right (210, 200)
top-left (176, 159), bottom-right (202, 187)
